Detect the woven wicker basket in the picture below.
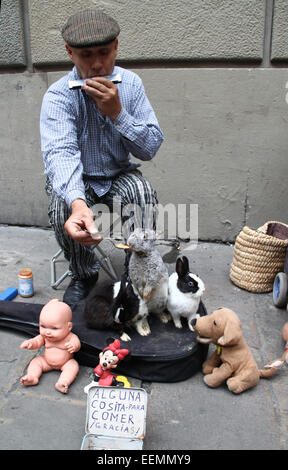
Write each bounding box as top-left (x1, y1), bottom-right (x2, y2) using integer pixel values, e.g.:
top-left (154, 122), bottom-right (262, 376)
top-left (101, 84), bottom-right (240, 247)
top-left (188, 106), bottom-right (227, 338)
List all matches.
top-left (230, 221), bottom-right (288, 293)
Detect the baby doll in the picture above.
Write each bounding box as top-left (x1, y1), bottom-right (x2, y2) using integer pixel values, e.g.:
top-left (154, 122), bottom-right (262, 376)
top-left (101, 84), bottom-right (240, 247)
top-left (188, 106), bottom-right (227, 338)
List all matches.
top-left (263, 321), bottom-right (288, 374)
top-left (20, 299), bottom-right (81, 394)
top-left (93, 339), bottom-right (130, 386)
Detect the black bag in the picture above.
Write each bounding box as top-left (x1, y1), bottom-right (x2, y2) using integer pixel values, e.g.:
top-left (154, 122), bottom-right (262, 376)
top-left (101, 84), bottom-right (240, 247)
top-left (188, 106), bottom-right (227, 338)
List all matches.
top-left (0, 299), bottom-right (208, 383)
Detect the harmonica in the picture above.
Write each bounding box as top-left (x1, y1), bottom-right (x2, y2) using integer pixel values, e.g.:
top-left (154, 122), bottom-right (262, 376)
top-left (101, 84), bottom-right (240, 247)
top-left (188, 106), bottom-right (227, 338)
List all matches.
top-left (68, 72), bottom-right (122, 90)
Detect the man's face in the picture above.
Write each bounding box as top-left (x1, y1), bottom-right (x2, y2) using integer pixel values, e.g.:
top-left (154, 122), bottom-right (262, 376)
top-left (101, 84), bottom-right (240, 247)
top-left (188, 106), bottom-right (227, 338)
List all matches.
top-left (65, 39), bottom-right (118, 79)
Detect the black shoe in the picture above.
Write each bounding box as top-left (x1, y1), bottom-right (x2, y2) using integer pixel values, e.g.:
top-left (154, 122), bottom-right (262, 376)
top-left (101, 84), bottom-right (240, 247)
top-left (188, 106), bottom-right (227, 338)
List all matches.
top-left (63, 273), bottom-right (98, 306)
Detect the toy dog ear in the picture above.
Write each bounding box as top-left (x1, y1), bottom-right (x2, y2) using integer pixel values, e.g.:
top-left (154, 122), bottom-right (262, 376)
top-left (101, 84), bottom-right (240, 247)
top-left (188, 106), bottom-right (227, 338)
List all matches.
top-left (218, 316), bottom-right (242, 346)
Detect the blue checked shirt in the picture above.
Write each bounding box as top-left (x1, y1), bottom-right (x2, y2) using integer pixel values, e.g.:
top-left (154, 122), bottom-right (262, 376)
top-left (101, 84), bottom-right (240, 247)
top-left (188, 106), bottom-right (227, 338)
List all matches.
top-left (40, 65), bottom-right (164, 207)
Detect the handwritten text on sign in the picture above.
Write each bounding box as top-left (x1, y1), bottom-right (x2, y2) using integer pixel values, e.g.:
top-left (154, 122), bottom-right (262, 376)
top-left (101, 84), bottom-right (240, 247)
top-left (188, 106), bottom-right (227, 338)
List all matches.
top-left (87, 387), bottom-right (147, 438)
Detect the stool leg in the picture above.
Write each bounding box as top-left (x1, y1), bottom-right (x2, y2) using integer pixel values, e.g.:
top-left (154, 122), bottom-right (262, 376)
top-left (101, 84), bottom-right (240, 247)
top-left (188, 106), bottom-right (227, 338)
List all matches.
top-left (50, 249), bottom-right (71, 289)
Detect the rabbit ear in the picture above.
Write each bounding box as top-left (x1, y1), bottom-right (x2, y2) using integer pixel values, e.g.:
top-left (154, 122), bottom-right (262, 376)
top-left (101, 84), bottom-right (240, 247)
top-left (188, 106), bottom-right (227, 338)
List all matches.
top-left (176, 256), bottom-right (189, 277)
top-left (112, 279), bottom-right (126, 310)
top-left (176, 257), bottom-right (184, 276)
top-left (182, 256), bottom-right (189, 272)
top-left (120, 272), bottom-right (127, 288)
top-left (115, 281), bottom-right (123, 299)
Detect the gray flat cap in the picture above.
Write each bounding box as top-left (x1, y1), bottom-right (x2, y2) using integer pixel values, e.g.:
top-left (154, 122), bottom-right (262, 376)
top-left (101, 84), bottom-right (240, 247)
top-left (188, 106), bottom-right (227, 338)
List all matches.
top-left (61, 9), bottom-right (120, 47)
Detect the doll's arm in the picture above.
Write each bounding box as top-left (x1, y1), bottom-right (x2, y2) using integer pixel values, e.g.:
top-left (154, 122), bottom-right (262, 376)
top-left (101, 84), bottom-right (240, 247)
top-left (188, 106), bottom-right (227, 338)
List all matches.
top-left (20, 335), bottom-right (44, 350)
top-left (65, 333), bottom-right (81, 354)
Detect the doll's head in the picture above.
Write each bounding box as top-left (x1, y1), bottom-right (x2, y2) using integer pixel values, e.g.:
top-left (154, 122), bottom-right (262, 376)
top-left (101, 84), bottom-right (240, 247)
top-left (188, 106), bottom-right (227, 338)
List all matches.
top-left (99, 339), bottom-right (130, 371)
top-left (39, 299), bottom-right (73, 342)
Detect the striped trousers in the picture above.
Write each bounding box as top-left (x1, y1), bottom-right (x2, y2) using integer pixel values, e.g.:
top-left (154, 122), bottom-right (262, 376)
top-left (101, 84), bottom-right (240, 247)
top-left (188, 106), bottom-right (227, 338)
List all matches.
top-left (46, 170), bottom-right (158, 280)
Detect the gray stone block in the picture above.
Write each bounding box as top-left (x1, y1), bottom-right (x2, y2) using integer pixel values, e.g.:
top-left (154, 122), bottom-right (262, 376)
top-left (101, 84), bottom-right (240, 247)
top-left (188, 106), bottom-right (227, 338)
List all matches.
top-left (271, 0), bottom-right (288, 62)
top-left (0, 73), bottom-right (48, 226)
top-left (0, 0), bottom-right (26, 67)
top-left (29, 0), bottom-right (264, 65)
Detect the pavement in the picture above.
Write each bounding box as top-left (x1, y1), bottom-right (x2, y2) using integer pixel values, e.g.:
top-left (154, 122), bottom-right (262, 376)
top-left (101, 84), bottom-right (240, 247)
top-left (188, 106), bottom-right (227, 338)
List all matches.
top-left (0, 225), bottom-right (288, 451)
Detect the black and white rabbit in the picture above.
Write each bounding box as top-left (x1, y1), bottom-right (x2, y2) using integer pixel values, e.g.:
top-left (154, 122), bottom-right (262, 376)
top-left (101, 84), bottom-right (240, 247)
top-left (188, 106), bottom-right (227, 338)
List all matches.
top-left (83, 273), bottom-right (150, 342)
top-left (167, 256), bottom-right (205, 330)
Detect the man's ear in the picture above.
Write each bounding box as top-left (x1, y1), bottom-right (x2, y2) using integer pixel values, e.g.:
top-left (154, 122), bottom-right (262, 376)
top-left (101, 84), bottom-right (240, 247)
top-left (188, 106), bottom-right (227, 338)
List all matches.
top-left (65, 43), bottom-right (73, 59)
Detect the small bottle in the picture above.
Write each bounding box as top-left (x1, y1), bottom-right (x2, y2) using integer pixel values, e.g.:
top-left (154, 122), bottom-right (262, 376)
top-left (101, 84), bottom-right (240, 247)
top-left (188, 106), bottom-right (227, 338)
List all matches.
top-left (18, 269), bottom-right (34, 298)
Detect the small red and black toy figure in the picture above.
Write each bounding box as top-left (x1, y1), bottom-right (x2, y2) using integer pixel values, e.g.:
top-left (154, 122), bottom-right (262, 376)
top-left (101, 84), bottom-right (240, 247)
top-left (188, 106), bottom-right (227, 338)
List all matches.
top-left (94, 339), bottom-right (130, 387)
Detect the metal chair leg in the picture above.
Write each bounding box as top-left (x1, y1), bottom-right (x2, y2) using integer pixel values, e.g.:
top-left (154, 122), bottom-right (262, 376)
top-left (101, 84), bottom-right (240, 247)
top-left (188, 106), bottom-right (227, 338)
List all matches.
top-left (93, 244), bottom-right (118, 280)
top-left (50, 249), bottom-right (72, 289)
top-left (50, 244), bottom-right (119, 289)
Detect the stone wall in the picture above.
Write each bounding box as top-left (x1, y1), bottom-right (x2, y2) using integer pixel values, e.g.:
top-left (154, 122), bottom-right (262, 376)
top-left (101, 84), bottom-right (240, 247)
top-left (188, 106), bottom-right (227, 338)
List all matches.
top-left (0, 0), bottom-right (287, 241)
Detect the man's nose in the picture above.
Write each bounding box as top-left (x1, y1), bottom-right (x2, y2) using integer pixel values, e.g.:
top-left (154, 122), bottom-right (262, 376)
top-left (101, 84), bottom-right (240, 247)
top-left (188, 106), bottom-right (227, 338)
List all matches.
top-left (91, 58), bottom-right (102, 72)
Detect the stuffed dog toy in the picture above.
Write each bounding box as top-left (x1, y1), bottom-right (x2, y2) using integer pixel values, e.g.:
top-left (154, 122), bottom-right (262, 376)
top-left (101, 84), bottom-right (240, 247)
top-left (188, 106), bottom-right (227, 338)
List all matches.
top-left (191, 307), bottom-right (273, 394)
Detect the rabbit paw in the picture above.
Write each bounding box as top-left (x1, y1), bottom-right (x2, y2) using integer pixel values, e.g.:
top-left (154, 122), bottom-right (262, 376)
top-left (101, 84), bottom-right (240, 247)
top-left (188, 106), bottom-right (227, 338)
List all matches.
top-left (135, 318), bottom-right (151, 336)
top-left (120, 332), bottom-right (131, 342)
top-left (172, 317), bottom-right (182, 328)
top-left (158, 312), bottom-right (171, 324)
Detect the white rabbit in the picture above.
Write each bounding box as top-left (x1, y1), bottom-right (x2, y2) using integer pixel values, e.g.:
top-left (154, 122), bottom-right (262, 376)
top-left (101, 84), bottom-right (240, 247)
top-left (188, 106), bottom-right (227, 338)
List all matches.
top-left (167, 256), bottom-right (205, 330)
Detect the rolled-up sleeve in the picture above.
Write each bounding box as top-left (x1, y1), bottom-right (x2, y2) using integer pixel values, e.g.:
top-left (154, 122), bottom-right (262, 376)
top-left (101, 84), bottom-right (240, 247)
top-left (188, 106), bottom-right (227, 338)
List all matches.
top-left (40, 89), bottom-right (86, 207)
top-left (113, 75), bottom-right (164, 161)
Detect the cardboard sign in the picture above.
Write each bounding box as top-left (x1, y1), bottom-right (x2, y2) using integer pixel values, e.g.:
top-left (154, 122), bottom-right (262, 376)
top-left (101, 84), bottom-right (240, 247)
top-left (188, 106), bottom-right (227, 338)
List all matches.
top-left (84, 386), bottom-right (148, 446)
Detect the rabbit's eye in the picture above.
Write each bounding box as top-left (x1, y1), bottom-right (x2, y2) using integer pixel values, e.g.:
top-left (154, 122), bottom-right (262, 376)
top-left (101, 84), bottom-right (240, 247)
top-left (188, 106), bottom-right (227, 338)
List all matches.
top-left (188, 281), bottom-right (193, 286)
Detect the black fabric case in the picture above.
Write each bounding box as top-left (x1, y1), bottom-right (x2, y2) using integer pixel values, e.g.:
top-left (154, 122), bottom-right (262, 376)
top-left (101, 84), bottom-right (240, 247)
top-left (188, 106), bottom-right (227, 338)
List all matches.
top-left (0, 299), bottom-right (208, 383)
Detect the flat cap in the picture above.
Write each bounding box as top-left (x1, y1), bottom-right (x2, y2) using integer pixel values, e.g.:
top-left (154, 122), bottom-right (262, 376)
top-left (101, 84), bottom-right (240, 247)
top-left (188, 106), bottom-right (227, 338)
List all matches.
top-left (61, 9), bottom-right (120, 48)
